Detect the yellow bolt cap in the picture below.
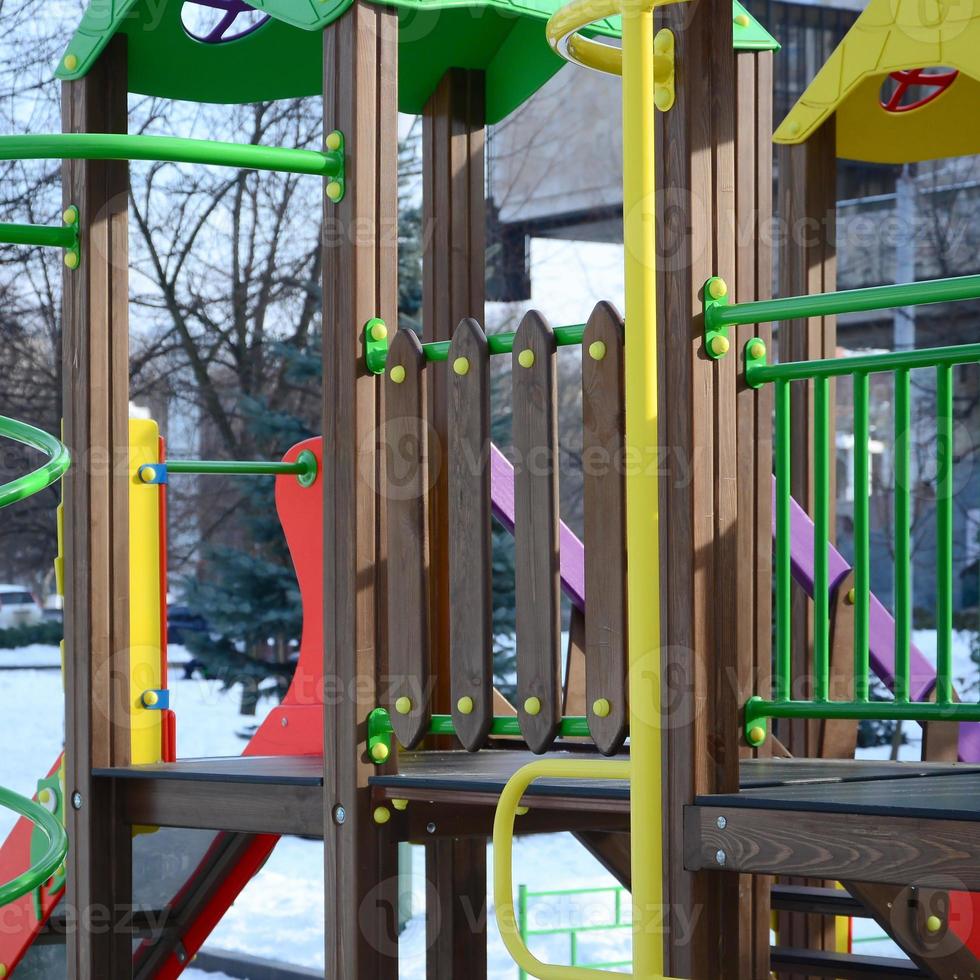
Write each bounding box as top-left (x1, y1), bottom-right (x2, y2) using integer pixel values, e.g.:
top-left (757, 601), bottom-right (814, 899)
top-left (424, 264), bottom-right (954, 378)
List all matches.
top-left (524, 696), bottom-right (541, 716)
top-left (64, 250), bottom-right (80, 270)
top-left (592, 698), bottom-right (611, 718)
top-left (0, 963), bottom-right (8, 978)
top-left (370, 741), bottom-right (390, 762)
top-left (926, 914), bottom-right (943, 934)
top-left (370, 321), bottom-right (388, 341)
top-left (392, 798), bottom-right (408, 811)
top-left (748, 725), bottom-right (766, 745)
top-left (516, 806), bottom-right (529, 816)
top-left (517, 349), bottom-right (535, 369)
top-left (62, 206), bottom-right (78, 225)
top-left (654, 87), bottom-right (674, 112)
top-left (588, 341), bottom-right (607, 361)
top-left (710, 335), bottom-right (730, 357)
top-left (142, 690), bottom-right (159, 707)
top-left (453, 357), bottom-right (470, 376)
top-left (845, 587), bottom-right (856, 606)
top-left (787, 120), bottom-right (801, 136)
top-left (394, 695), bottom-right (412, 714)
top-left (326, 131), bottom-right (342, 151)
top-left (734, 13), bottom-right (750, 26)
top-left (373, 806), bottom-right (391, 825)
top-left (748, 340), bottom-right (766, 360)
top-left (326, 181), bottom-right (342, 201)
top-left (457, 696), bottom-right (474, 715)
top-left (38, 789), bottom-right (51, 805)
top-left (63, 54), bottom-right (78, 72)
top-left (390, 365), bottom-right (406, 384)
top-left (708, 278), bottom-right (728, 300)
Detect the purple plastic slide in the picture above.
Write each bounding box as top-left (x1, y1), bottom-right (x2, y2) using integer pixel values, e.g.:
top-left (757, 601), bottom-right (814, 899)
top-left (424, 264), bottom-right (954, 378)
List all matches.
top-left (488, 443), bottom-right (980, 761)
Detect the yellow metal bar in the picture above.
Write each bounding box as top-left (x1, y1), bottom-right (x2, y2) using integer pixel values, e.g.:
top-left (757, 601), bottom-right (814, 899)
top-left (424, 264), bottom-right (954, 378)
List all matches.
top-left (493, 760), bottom-right (632, 979)
top-left (621, 0), bottom-right (668, 974)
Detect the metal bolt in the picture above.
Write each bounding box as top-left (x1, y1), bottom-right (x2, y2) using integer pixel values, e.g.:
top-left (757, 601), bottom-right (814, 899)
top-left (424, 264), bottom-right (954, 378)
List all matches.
top-left (71, 792), bottom-right (82, 811)
top-left (426, 822), bottom-right (436, 834)
top-left (715, 849), bottom-right (727, 866)
top-left (281, 716), bottom-right (288, 727)
top-left (333, 805), bottom-right (346, 825)
top-left (716, 816), bottom-right (727, 830)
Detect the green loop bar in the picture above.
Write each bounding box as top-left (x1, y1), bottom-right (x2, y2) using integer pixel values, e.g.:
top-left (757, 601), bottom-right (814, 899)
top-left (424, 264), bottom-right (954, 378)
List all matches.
top-left (0, 133), bottom-right (342, 178)
top-left (708, 274), bottom-right (980, 331)
top-left (0, 786), bottom-right (68, 908)
top-left (0, 416), bottom-right (71, 510)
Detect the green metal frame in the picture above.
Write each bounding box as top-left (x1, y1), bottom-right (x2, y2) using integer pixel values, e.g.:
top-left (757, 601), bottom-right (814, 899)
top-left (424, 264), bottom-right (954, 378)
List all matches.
top-left (517, 883), bottom-right (632, 977)
top-left (704, 273), bottom-right (980, 358)
top-left (0, 786), bottom-right (68, 908)
top-left (366, 707), bottom-right (597, 762)
top-left (0, 133), bottom-right (344, 183)
top-left (363, 319), bottom-right (588, 375)
top-left (0, 415), bottom-right (71, 510)
top-left (138, 449), bottom-right (318, 488)
top-left (742, 309), bottom-right (980, 745)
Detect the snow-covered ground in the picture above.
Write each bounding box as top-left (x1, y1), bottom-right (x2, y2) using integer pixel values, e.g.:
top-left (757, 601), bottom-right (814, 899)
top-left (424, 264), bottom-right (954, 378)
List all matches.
top-left (2, 632), bottom-right (976, 976)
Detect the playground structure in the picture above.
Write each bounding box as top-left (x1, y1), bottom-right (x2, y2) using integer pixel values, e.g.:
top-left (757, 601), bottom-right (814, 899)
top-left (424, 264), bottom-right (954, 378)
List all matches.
top-left (3, 0), bottom-right (980, 977)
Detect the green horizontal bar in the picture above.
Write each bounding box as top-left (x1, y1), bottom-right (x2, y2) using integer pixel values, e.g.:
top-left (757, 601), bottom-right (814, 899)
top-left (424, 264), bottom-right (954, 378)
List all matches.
top-left (421, 323), bottom-right (586, 364)
top-left (708, 274), bottom-right (980, 331)
top-left (748, 340), bottom-right (980, 386)
top-left (0, 133), bottom-right (342, 178)
top-left (525, 886), bottom-right (624, 899)
top-left (0, 221), bottom-right (76, 249)
top-left (0, 416), bottom-right (71, 510)
top-left (165, 459), bottom-right (310, 477)
top-left (425, 713), bottom-right (592, 739)
top-left (746, 697), bottom-right (980, 724)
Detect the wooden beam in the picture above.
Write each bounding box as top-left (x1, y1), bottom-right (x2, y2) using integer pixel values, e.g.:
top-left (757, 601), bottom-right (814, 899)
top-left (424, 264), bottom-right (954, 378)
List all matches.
top-left (421, 67), bottom-right (489, 980)
top-left (573, 831), bottom-right (632, 889)
top-left (686, 805), bottom-right (980, 888)
top-left (61, 33), bottom-right (133, 980)
top-left (322, 5), bottom-right (400, 976)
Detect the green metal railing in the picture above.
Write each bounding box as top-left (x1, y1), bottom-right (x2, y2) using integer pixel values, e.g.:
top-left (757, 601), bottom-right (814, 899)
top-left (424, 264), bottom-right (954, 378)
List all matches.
top-left (0, 786), bottom-right (68, 908)
top-left (366, 707), bottom-right (595, 763)
top-left (724, 273), bottom-right (980, 745)
top-left (138, 449), bottom-right (318, 488)
top-left (0, 416), bottom-right (71, 510)
top-left (363, 318), bottom-right (588, 375)
top-left (517, 884), bottom-right (631, 978)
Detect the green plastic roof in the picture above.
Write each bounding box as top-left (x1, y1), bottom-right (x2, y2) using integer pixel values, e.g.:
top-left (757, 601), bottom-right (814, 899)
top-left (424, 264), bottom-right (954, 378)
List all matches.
top-left (56, 0), bottom-right (776, 123)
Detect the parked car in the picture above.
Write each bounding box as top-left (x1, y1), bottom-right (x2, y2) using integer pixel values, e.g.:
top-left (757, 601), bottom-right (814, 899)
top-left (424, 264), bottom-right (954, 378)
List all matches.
top-left (0, 585), bottom-right (44, 629)
top-left (167, 604), bottom-right (209, 646)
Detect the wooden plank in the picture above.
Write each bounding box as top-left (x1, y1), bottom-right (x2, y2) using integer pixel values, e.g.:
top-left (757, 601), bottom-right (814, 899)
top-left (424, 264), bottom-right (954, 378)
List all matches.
top-left (572, 831), bottom-right (631, 889)
top-left (425, 839), bottom-right (487, 979)
top-left (512, 311), bottom-right (561, 754)
top-left (61, 33), bottom-right (133, 980)
top-left (686, 805), bottom-right (980, 889)
top-left (385, 328), bottom-right (431, 749)
top-left (582, 301), bottom-right (628, 755)
top-left (822, 571), bottom-right (859, 758)
top-left (448, 318), bottom-right (493, 750)
top-left (322, 5), bottom-right (400, 976)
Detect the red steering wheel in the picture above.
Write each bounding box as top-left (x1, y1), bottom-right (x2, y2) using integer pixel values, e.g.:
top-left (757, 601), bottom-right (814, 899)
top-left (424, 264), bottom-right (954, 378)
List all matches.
top-left (881, 68), bottom-right (959, 112)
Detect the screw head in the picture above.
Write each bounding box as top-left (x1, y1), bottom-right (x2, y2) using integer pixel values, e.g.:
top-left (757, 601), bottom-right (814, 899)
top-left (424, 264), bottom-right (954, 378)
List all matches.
top-left (63, 54), bottom-right (79, 72)
top-left (141, 690), bottom-right (159, 708)
top-left (707, 278), bottom-right (728, 300)
top-left (71, 791), bottom-right (82, 811)
top-left (748, 340), bottom-right (766, 360)
top-left (333, 805), bottom-right (346, 825)
top-left (370, 742), bottom-right (390, 763)
top-left (457, 696), bottom-right (474, 715)
top-left (517, 349), bottom-right (535, 369)
top-left (369, 320), bottom-right (388, 342)
top-left (926, 914), bottom-right (943, 934)
top-left (62, 206), bottom-right (78, 225)
top-left (281, 716), bottom-right (288, 727)
top-left (426, 822), bottom-right (436, 834)
top-left (588, 340), bottom-right (607, 361)
top-left (64, 250), bottom-right (80, 270)
top-left (453, 356), bottom-right (470, 376)
top-left (715, 849), bottom-right (727, 866)
top-left (389, 365), bottom-right (406, 384)
top-left (326, 131), bottom-right (342, 152)
top-left (523, 696), bottom-right (541, 716)
top-left (709, 335), bottom-right (730, 357)
top-left (592, 698), bottom-right (611, 718)
top-left (373, 806), bottom-right (391, 826)
top-left (326, 181), bottom-right (343, 202)
top-left (734, 12), bottom-right (750, 26)
top-left (394, 696), bottom-right (412, 715)
top-left (716, 815), bottom-right (727, 830)
top-left (748, 725), bottom-right (767, 746)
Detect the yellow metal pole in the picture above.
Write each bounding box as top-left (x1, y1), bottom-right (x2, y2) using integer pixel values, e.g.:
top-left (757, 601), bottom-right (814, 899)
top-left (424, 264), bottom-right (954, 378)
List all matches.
top-left (621, 0), bottom-right (666, 975)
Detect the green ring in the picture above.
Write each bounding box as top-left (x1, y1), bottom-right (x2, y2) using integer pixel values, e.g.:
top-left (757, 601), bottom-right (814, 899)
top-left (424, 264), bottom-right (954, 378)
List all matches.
top-left (0, 786), bottom-right (68, 907)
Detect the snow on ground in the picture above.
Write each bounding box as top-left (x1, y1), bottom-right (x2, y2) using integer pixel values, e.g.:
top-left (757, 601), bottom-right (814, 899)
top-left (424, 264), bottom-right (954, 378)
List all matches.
top-left (3, 630), bottom-right (977, 976)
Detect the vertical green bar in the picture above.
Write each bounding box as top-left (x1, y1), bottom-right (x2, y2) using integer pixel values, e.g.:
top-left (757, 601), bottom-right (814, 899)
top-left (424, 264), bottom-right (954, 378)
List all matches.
top-left (518, 885), bottom-right (528, 980)
top-left (776, 380), bottom-right (792, 702)
top-left (936, 364), bottom-right (954, 706)
top-left (814, 376), bottom-right (831, 701)
top-left (853, 372), bottom-right (871, 701)
top-left (571, 929), bottom-right (578, 967)
top-left (894, 369), bottom-right (911, 703)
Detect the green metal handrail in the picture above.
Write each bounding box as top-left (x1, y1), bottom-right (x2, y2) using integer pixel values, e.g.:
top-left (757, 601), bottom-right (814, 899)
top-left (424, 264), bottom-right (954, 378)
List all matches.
top-left (0, 786), bottom-right (68, 907)
top-left (0, 133), bottom-right (343, 178)
top-left (364, 318), bottom-right (587, 375)
top-left (743, 331), bottom-right (980, 745)
top-left (138, 449), bottom-right (318, 488)
top-left (0, 416), bottom-right (71, 510)
top-left (0, 221), bottom-right (75, 249)
top-left (517, 883), bottom-right (631, 978)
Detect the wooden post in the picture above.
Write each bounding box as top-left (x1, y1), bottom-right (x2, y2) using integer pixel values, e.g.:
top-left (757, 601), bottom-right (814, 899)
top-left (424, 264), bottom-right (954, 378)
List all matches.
top-left (655, 0), bottom-right (742, 973)
top-left (776, 119), bottom-right (840, 974)
top-left (421, 68), bottom-right (489, 980)
top-left (61, 34), bottom-right (133, 980)
top-left (322, 5), bottom-right (400, 977)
